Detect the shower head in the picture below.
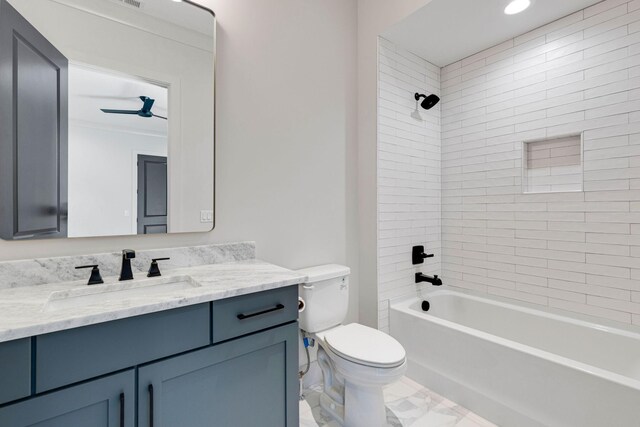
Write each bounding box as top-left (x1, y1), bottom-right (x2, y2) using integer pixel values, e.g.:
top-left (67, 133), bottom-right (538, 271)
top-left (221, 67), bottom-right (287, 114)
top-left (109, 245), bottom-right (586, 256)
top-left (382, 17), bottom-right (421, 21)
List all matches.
top-left (415, 93), bottom-right (440, 110)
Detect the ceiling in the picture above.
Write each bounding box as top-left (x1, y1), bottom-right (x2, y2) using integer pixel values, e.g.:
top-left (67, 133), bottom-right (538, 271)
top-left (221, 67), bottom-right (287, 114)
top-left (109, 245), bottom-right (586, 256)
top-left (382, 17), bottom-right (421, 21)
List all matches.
top-left (382, 0), bottom-right (604, 67)
top-left (69, 65), bottom-right (168, 136)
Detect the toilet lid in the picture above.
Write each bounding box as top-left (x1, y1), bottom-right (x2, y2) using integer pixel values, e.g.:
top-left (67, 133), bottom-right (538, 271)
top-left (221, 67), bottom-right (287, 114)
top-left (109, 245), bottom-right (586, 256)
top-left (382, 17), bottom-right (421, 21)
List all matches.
top-left (323, 324), bottom-right (406, 368)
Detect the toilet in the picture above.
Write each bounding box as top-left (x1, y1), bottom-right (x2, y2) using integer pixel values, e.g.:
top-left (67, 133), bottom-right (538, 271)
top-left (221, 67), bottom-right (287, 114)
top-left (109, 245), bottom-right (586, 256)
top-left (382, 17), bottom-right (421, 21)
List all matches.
top-left (298, 265), bottom-right (407, 427)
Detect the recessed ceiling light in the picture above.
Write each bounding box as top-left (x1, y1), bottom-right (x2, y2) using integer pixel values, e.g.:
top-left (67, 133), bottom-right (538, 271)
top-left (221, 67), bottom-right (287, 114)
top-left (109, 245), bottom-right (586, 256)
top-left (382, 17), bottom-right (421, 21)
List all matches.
top-left (504, 0), bottom-right (531, 15)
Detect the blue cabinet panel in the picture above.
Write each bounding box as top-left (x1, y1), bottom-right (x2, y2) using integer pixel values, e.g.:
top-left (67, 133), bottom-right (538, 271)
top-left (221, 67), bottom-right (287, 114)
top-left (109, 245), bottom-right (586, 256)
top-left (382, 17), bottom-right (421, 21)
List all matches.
top-left (0, 370), bottom-right (134, 427)
top-left (138, 322), bottom-right (299, 427)
top-left (0, 338), bottom-right (31, 405)
top-left (36, 303), bottom-right (210, 392)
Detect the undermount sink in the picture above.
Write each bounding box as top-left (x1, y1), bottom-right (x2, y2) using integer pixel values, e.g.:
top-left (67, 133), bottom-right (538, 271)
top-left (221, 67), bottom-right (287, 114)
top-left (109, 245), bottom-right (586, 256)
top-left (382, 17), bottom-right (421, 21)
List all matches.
top-left (43, 276), bottom-right (201, 312)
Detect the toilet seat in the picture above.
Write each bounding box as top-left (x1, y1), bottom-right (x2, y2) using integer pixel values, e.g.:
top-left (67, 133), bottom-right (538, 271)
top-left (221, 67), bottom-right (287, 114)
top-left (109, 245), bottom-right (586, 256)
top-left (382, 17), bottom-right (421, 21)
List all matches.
top-left (321, 323), bottom-right (406, 368)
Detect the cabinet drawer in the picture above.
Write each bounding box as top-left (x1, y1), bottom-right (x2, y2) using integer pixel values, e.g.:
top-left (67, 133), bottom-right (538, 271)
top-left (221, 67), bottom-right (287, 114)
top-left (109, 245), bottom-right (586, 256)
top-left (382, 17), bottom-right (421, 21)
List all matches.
top-left (36, 304), bottom-right (209, 392)
top-left (0, 338), bottom-right (31, 405)
top-left (212, 286), bottom-right (298, 343)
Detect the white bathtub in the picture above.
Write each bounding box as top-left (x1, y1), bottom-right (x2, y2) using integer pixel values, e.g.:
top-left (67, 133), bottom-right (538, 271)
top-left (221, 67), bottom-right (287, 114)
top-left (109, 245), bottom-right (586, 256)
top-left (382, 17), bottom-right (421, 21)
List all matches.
top-left (390, 290), bottom-right (640, 427)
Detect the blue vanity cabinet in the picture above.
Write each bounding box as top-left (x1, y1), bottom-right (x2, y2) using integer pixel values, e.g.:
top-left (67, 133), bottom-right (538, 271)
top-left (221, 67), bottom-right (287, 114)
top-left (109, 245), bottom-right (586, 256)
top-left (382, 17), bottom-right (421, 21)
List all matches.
top-left (138, 322), bottom-right (299, 427)
top-left (0, 370), bottom-right (135, 427)
top-left (0, 286), bottom-right (300, 426)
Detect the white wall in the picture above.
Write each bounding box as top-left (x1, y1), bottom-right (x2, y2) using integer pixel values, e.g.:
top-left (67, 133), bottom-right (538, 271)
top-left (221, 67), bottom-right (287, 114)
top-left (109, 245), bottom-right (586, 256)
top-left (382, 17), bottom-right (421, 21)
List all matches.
top-left (441, 0), bottom-right (640, 325)
top-left (68, 124), bottom-right (167, 238)
top-left (377, 38), bottom-right (441, 332)
top-left (207, 0), bottom-right (359, 321)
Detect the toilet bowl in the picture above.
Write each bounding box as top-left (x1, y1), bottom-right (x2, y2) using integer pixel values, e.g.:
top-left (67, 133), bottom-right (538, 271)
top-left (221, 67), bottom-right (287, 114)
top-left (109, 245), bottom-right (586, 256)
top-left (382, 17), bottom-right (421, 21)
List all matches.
top-left (298, 265), bottom-right (407, 427)
top-left (313, 323), bottom-right (407, 426)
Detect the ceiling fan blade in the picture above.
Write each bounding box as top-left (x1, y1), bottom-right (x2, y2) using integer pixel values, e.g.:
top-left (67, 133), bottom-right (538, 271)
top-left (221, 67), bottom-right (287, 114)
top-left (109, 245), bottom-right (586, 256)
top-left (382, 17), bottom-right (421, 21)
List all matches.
top-left (81, 95), bottom-right (141, 101)
top-left (100, 96), bottom-right (162, 119)
top-left (100, 109), bottom-right (140, 115)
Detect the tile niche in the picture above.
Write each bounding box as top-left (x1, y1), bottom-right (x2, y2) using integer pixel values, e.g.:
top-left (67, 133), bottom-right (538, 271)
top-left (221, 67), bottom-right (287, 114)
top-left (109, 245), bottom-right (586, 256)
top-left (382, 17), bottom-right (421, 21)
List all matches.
top-left (522, 134), bottom-right (583, 194)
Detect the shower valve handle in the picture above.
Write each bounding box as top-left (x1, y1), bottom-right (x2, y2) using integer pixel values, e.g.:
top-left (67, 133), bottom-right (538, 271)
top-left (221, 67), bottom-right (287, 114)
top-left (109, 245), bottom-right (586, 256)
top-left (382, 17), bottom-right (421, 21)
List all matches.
top-left (412, 246), bottom-right (434, 265)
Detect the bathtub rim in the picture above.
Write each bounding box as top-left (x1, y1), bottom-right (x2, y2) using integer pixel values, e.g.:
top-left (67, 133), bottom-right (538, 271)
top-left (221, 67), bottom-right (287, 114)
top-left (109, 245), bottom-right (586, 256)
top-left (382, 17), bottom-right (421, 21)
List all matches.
top-left (390, 290), bottom-right (640, 393)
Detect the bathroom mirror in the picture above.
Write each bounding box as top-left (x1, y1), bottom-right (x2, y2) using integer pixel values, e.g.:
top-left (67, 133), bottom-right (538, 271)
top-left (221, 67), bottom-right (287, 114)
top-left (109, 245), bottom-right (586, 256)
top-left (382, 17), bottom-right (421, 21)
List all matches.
top-left (0, 0), bottom-right (215, 240)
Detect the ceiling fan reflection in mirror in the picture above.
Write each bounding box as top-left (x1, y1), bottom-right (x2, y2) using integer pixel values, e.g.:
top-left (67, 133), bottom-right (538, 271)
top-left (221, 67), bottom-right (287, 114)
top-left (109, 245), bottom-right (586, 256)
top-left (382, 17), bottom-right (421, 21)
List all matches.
top-left (100, 95), bottom-right (167, 120)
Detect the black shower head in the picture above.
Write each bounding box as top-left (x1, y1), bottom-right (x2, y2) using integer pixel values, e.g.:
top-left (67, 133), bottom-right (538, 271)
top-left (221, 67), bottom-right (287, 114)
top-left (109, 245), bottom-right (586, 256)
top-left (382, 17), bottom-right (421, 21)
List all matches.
top-left (415, 93), bottom-right (440, 110)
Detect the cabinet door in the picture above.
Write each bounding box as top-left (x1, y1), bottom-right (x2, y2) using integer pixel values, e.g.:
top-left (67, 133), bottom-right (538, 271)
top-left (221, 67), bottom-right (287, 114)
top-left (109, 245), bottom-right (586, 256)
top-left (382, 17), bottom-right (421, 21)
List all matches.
top-left (138, 322), bottom-right (299, 427)
top-left (0, 370), bottom-right (134, 427)
top-left (0, 0), bottom-right (68, 240)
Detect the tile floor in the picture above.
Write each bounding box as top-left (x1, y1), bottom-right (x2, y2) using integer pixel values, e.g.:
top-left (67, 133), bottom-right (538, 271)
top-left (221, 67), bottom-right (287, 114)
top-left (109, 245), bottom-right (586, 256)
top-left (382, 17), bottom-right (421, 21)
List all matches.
top-left (300, 376), bottom-right (496, 427)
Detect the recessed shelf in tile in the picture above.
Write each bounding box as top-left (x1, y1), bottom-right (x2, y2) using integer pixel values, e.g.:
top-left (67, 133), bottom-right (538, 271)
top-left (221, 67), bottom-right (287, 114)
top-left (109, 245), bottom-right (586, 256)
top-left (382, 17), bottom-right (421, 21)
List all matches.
top-left (522, 135), bottom-right (583, 194)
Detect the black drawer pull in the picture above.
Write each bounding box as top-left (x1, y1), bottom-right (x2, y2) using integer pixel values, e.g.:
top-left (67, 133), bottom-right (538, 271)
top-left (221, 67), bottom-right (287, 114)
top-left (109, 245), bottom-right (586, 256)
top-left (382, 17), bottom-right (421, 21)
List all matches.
top-left (237, 304), bottom-right (285, 320)
top-left (119, 393), bottom-right (125, 427)
top-left (148, 384), bottom-right (154, 427)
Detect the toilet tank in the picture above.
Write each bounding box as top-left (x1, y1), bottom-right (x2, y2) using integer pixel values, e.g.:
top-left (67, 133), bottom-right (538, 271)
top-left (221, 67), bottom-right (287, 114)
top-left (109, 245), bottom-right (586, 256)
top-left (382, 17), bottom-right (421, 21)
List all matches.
top-left (297, 264), bottom-right (350, 333)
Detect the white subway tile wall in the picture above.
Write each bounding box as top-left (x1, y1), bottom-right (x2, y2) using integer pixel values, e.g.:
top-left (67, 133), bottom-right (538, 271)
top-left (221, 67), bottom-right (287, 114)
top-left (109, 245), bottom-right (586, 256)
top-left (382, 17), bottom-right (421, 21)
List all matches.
top-left (441, 0), bottom-right (640, 325)
top-left (377, 38), bottom-right (441, 333)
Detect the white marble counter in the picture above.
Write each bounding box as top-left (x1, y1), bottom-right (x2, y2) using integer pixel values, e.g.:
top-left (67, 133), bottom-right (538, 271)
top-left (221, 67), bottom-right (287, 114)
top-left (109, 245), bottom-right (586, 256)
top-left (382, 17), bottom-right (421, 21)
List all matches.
top-left (0, 259), bottom-right (306, 343)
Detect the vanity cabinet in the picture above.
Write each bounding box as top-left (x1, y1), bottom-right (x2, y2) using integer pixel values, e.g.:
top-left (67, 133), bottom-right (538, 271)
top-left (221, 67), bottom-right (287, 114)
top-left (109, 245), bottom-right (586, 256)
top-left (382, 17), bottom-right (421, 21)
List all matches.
top-left (0, 370), bottom-right (135, 427)
top-left (0, 286), bottom-right (299, 426)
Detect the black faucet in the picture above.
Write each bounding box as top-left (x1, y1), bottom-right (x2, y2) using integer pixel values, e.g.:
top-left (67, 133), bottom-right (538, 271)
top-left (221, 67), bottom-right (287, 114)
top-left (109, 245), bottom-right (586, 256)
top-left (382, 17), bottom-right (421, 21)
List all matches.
top-left (416, 272), bottom-right (442, 287)
top-left (119, 249), bottom-right (136, 281)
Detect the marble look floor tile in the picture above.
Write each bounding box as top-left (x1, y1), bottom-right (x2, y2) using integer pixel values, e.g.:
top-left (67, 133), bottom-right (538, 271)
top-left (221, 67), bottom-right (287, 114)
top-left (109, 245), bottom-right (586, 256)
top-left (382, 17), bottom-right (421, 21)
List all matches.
top-left (300, 376), bottom-right (496, 427)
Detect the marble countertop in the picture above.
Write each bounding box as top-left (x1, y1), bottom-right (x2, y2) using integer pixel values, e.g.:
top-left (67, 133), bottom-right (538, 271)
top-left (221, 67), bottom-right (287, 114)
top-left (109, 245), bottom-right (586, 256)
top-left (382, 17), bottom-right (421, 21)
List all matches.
top-left (0, 259), bottom-right (306, 343)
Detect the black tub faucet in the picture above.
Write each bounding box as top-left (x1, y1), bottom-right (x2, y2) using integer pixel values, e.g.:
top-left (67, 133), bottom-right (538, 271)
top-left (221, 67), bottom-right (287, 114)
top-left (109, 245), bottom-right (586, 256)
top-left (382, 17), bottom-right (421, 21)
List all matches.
top-left (119, 249), bottom-right (136, 281)
top-left (416, 272), bottom-right (442, 287)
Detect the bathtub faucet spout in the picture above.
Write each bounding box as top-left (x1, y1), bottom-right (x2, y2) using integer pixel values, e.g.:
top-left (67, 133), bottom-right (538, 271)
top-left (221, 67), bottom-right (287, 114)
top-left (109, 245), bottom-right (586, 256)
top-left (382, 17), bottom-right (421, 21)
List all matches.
top-left (416, 273), bottom-right (442, 286)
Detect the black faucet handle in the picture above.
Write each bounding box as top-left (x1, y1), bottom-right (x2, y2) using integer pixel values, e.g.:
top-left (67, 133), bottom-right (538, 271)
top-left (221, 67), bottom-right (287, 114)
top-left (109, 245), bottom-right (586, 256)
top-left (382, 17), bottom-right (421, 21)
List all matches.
top-left (148, 258), bottom-right (170, 278)
top-left (412, 246), bottom-right (435, 265)
top-left (75, 265), bottom-right (104, 286)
